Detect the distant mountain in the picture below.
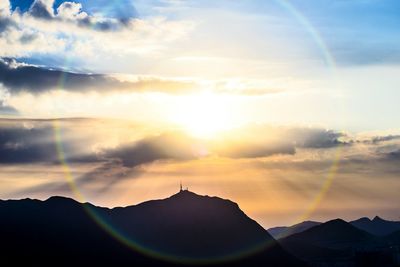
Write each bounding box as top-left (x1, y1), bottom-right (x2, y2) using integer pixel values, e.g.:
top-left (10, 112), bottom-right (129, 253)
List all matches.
top-left (350, 216), bottom-right (400, 236)
top-left (0, 190), bottom-right (307, 267)
top-left (278, 219), bottom-right (379, 264)
top-left (268, 221), bottom-right (321, 239)
top-left (281, 219), bottom-right (375, 250)
top-left (268, 216), bottom-right (400, 240)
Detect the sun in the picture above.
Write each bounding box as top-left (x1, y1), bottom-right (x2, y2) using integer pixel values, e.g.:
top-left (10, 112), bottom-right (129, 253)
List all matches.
top-left (171, 92), bottom-right (235, 138)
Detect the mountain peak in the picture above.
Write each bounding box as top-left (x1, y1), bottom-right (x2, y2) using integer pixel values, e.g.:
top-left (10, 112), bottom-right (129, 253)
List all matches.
top-left (354, 217), bottom-right (372, 223)
top-left (373, 215), bottom-right (384, 221)
top-left (165, 189), bottom-right (239, 208)
top-left (171, 189), bottom-right (199, 198)
top-left (46, 195), bottom-right (76, 203)
top-left (324, 218), bottom-right (349, 226)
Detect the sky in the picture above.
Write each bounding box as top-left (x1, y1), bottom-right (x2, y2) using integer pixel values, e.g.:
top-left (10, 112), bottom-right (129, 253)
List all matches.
top-left (0, 0), bottom-right (399, 228)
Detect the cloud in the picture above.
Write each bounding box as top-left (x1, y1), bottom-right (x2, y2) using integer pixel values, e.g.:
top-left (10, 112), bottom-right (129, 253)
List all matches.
top-left (0, 119), bottom-right (205, 166)
top-left (28, 0), bottom-right (53, 20)
top-left (102, 127), bottom-right (346, 168)
top-left (1, 118), bottom-right (399, 209)
top-left (384, 150), bottom-right (400, 160)
top-left (99, 126), bottom-right (349, 173)
top-left (0, 101), bottom-right (18, 115)
top-left (369, 135), bottom-right (400, 144)
top-left (2, 118), bottom-right (396, 173)
top-left (213, 126), bottom-right (347, 159)
top-left (0, 15), bottom-right (15, 33)
top-left (103, 132), bottom-right (204, 167)
top-left (286, 128), bottom-right (347, 148)
top-left (0, 0), bottom-right (193, 60)
top-left (0, 58), bottom-right (292, 96)
top-left (0, 2), bottom-right (17, 35)
top-left (0, 58), bottom-right (121, 93)
top-left (0, 125), bottom-right (58, 163)
top-left (0, 119), bottom-right (351, 165)
top-left (215, 141), bottom-right (296, 158)
top-left (0, 58), bottom-right (196, 94)
top-left (0, 119), bottom-right (103, 164)
top-left (24, 0), bottom-right (133, 31)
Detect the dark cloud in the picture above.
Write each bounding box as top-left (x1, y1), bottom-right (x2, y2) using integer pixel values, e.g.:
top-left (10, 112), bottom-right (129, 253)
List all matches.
top-left (28, 0), bottom-right (53, 20)
top-left (104, 132), bottom-right (201, 167)
top-left (19, 32), bottom-right (38, 44)
top-left (0, 121), bottom-right (201, 166)
top-left (0, 58), bottom-right (115, 93)
top-left (370, 135), bottom-right (400, 144)
top-left (0, 125), bottom-right (58, 163)
top-left (382, 150), bottom-right (400, 161)
top-left (0, 16), bottom-right (15, 33)
top-left (287, 128), bottom-right (347, 148)
top-left (0, 58), bottom-right (195, 94)
top-left (0, 120), bottom-right (102, 164)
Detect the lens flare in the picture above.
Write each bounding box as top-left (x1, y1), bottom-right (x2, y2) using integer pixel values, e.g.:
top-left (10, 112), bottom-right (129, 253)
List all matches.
top-left (52, 0), bottom-right (343, 264)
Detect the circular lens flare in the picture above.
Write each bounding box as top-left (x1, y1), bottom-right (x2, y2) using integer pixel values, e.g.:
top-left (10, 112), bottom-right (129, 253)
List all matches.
top-left (51, 0), bottom-right (344, 264)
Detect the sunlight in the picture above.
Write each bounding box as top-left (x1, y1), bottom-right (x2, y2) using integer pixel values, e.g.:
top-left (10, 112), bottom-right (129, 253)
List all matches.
top-left (171, 92), bottom-right (236, 138)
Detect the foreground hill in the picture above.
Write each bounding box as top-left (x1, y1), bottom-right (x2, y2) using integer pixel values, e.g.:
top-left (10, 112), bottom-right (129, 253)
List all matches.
top-left (0, 190), bottom-right (306, 267)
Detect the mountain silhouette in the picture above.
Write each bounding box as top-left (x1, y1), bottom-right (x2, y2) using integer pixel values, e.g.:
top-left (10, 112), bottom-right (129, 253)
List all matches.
top-left (350, 216), bottom-right (400, 236)
top-left (268, 220), bottom-right (321, 239)
top-left (0, 190), bottom-right (307, 267)
top-left (268, 216), bottom-right (400, 240)
top-left (278, 218), bottom-right (400, 266)
top-left (280, 219), bottom-right (375, 250)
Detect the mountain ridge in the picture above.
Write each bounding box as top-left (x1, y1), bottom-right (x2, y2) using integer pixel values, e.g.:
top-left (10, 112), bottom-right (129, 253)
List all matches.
top-left (268, 216), bottom-right (400, 240)
top-left (0, 190), bottom-right (307, 267)
top-left (350, 216), bottom-right (400, 236)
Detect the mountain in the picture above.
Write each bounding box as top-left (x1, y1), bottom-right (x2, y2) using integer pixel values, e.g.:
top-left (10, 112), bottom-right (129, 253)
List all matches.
top-left (350, 216), bottom-right (400, 236)
top-left (278, 219), bottom-right (379, 264)
top-left (0, 190), bottom-right (307, 267)
top-left (268, 220), bottom-right (321, 239)
top-left (268, 216), bottom-right (400, 240)
top-left (281, 219), bottom-right (376, 250)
